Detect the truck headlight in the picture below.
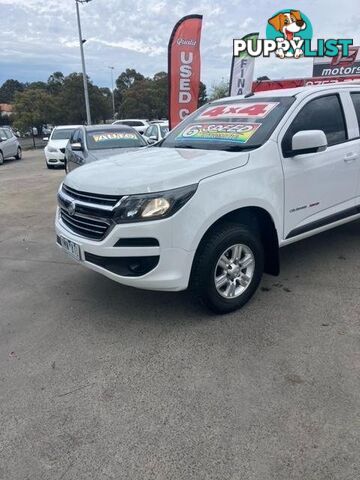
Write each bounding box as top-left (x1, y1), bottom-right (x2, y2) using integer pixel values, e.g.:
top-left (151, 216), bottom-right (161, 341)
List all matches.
top-left (113, 184), bottom-right (197, 223)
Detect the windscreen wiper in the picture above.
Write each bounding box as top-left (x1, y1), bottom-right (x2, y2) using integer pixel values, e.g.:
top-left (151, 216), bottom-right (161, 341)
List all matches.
top-left (174, 145), bottom-right (196, 149)
top-left (224, 145), bottom-right (260, 152)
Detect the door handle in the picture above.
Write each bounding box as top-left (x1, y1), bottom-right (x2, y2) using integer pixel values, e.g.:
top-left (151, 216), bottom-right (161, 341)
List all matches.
top-left (343, 153), bottom-right (358, 163)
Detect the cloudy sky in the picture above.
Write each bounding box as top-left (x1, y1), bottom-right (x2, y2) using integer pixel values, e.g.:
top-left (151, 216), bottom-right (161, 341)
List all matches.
top-left (1, 0), bottom-right (359, 91)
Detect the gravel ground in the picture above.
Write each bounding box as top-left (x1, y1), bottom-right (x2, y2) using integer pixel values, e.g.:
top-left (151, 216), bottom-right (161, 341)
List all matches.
top-left (0, 150), bottom-right (359, 480)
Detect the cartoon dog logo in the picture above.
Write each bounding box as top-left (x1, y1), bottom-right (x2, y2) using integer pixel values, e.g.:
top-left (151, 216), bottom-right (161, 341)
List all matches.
top-left (268, 10), bottom-right (306, 58)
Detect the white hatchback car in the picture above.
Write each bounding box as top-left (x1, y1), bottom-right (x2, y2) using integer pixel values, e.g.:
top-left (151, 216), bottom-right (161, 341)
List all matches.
top-left (0, 127), bottom-right (22, 165)
top-left (44, 125), bottom-right (81, 169)
top-left (143, 121), bottom-right (169, 144)
top-left (112, 119), bottom-right (149, 135)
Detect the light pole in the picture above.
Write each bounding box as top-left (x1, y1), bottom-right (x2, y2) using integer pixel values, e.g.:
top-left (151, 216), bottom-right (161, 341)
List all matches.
top-left (75, 0), bottom-right (92, 125)
top-left (108, 66), bottom-right (115, 119)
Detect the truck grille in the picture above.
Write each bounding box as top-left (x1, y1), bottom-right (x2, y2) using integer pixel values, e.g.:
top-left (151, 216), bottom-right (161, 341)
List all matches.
top-left (62, 184), bottom-right (120, 207)
top-left (60, 209), bottom-right (111, 240)
top-left (58, 184), bottom-right (122, 240)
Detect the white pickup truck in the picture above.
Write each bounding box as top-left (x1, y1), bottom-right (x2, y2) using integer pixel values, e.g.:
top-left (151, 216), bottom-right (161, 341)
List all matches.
top-left (56, 84), bottom-right (360, 313)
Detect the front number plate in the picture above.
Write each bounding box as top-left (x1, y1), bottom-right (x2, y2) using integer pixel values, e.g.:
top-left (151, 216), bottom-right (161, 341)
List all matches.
top-left (60, 236), bottom-right (81, 261)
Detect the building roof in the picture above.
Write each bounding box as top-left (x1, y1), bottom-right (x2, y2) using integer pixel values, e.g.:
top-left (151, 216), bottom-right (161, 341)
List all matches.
top-left (0, 103), bottom-right (13, 113)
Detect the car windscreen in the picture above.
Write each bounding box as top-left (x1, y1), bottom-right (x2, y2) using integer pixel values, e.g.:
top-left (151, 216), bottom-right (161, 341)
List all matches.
top-left (160, 97), bottom-right (295, 152)
top-left (86, 129), bottom-right (146, 150)
top-left (51, 129), bottom-right (74, 140)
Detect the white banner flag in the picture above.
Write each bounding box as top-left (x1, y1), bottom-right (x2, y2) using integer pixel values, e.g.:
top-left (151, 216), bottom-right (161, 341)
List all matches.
top-left (230, 33), bottom-right (259, 96)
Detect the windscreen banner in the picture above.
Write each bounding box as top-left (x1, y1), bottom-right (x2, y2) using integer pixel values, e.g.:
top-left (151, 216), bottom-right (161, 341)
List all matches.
top-left (229, 33), bottom-right (259, 97)
top-left (313, 46), bottom-right (360, 77)
top-left (168, 14), bottom-right (203, 129)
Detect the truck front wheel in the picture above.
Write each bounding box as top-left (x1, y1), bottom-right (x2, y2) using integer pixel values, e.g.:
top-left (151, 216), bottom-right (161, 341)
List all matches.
top-left (191, 223), bottom-right (264, 314)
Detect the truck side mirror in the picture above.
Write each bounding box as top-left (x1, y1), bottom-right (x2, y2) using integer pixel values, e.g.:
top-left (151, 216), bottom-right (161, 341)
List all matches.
top-left (71, 142), bottom-right (83, 151)
top-left (290, 130), bottom-right (327, 156)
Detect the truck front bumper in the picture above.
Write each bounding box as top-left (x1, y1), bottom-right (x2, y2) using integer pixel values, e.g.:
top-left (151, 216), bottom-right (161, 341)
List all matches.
top-left (55, 208), bottom-right (194, 292)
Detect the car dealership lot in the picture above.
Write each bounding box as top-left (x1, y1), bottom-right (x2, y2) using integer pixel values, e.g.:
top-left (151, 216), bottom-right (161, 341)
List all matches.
top-left (0, 151), bottom-right (359, 479)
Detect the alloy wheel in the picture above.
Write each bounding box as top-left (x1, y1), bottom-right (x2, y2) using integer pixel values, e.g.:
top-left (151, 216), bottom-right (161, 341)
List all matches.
top-left (214, 244), bottom-right (255, 299)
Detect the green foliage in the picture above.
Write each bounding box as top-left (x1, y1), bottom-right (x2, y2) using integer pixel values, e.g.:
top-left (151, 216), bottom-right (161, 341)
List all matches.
top-left (26, 81), bottom-right (48, 90)
top-left (198, 81), bottom-right (208, 106)
top-left (11, 72), bottom-right (112, 131)
top-left (13, 89), bottom-right (57, 132)
top-left (114, 70), bottom-right (208, 119)
top-left (47, 72), bottom-right (65, 95)
top-left (0, 79), bottom-right (25, 103)
top-left (209, 79), bottom-right (229, 101)
top-left (0, 114), bottom-right (12, 126)
top-left (3, 69), bottom-right (208, 130)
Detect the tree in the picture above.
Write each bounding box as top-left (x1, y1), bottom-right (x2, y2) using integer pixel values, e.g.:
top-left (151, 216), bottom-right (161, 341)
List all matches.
top-left (120, 79), bottom-right (155, 118)
top-left (91, 86), bottom-right (112, 123)
top-left (115, 70), bottom-right (207, 119)
top-left (209, 80), bottom-right (229, 101)
top-left (47, 72), bottom-right (65, 94)
top-left (198, 81), bottom-right (208, 106)
top-left (114, 69), bottom-right (145, 114)
top-left (116, 68), bottom-right (145, 92)
top-left (26, 81), bottom-right (48, 90)
top-left (0, 114), bottom-right (12, 126)
top-left (5, 69), bottom-right (206, 128)
top-left (57, 73), bottom-right (112, 124)
top-left (13, 89), bottom-right (57, 132)
top-left (151, 71), bottom-right (168, 119)
top-left (0, 79), bottom-right (25, 103)
top-left (116, 72), bottom-right (166, 119)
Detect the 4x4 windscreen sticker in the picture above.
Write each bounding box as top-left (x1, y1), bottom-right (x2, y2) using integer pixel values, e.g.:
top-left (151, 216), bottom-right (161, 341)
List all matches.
top-left (199, 102), bottom-right (279, 119)
top-left (92, 132), bottom-right (138, 142)
top-left (176, 123), bottom-right (261, 143)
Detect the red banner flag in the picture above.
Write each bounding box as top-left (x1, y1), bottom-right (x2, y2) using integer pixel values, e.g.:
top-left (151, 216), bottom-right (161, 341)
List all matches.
top-left (168, 14), bottom-right (203, 129)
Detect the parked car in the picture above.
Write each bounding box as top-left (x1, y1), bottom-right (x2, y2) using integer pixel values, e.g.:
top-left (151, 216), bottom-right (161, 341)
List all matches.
top-left (12, 128), bottom-right (21, 138)
top-left (0, 126), bottom-right (22, 165)
top-left (44, 125), bottom-right (81, 169)
top-left (65, 124), bottom-right (147, 173)
top-left (2, 125), bottom-right (19, 137)
top-left (56, 84), bottom-right (360, 313)
top-left (112, 119), bottom-right (149, 135)
top-left (42, 125), bottom-right (53, 136)
top-left (143, 121), bottom-right (169, 144)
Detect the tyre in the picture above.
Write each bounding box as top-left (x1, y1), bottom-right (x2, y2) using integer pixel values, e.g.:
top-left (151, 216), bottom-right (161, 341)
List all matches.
top-left (191, 223), bottom-right (264, 314)
top-left (0, 151), bottom-right (3, 165)
top-left (15, 147), bottom-right (22, 160)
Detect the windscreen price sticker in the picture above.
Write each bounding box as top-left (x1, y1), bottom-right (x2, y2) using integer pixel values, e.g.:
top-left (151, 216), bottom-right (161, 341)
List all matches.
top-left (92, 133), bottom-right (137, 142)
top-left (178, 123), bottom-right (261, 143)
top-left (199, 102), bottom-right (279, 119)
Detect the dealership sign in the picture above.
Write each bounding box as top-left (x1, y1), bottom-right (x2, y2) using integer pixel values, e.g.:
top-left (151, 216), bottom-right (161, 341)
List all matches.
top-left (229, 33), bottom-right (259, 96)
top-left (168, 15), bottom-right (203, 129)
top-left (313, 46), bottom-right (360, 77)
top-left (252, 75), bottom-right (360, 92)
